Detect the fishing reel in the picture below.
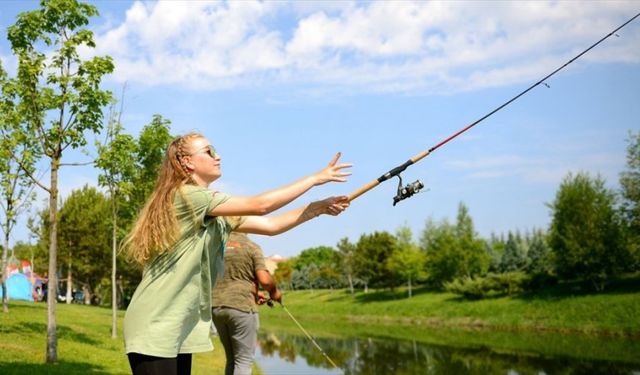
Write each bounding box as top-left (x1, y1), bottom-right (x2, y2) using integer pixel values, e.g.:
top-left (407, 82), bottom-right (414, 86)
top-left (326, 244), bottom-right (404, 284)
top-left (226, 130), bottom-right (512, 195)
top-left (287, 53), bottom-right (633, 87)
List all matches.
top-left (393, 175), bottom-right (425, 206)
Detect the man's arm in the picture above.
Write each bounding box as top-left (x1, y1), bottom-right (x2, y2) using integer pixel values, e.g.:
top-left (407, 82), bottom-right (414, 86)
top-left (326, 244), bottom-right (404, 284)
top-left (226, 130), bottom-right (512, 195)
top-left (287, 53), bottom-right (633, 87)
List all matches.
top-left (256, 269), bottom-right (281, 303)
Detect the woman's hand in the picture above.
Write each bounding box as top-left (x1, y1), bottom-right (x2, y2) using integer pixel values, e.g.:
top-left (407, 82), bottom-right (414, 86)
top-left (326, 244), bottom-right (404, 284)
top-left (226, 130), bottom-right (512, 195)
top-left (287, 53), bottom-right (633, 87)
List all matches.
top-left (304, 196), bottom-right (350, 219)
top-left (313, 153), bottom-right (352, 186)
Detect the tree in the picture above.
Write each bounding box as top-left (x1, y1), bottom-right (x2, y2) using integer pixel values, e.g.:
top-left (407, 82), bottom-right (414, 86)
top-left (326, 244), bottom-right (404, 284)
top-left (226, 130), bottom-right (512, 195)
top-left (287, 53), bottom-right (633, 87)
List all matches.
top-left (421, 204), bottom-right (490, 287)
top-left (352, 231), bottom-right (398, 291)
top-left (122, 115), bottom-right (173, 222)
top-left (454, 203), bottom-right (490, 278)
top-left (420, 218), bottom-right (459, 286)
top-left (95, 100), bottom-right (137, 338)
top-left (57, 186), bottom-right (111, 304)
top-left (336, 237), bottom-right (356, 297)
top-left (548, 172), bottom-right (627, 291)
top-left (387, 226), bottom-right (426, 298)
top-left (0, 63), bottom-right (36, 313)
top-left (620, 131), bottom-right (640, 269)
top-left (5, 0), bottom-right (114, 362)
top-left (499, 232), bottom-right (526, 272)
top-left (273, 259), bottom-right (293, 290)
top-left (293, 246), bottom-right (343, 289)
top-left (526, 230), bottom-right (552, 276)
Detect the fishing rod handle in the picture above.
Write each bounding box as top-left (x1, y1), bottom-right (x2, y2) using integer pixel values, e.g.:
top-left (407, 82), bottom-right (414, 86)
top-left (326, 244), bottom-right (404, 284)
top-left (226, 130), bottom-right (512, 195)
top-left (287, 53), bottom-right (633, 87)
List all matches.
top-left (347, 180), bottom-right (380, 202)
top-left (266, 299), bottom-right (283, 308)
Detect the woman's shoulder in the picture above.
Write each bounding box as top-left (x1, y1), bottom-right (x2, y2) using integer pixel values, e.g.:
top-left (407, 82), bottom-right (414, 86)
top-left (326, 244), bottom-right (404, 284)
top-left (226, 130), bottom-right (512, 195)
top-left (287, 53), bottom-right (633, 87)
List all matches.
top-left (177, 184), bottom-right (231, 207)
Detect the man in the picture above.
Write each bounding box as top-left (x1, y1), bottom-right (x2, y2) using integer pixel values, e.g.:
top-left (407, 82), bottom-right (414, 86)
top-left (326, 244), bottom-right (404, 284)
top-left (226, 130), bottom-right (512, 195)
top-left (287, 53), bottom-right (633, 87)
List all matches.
top-left (211, 233), bottom-right (282, 375)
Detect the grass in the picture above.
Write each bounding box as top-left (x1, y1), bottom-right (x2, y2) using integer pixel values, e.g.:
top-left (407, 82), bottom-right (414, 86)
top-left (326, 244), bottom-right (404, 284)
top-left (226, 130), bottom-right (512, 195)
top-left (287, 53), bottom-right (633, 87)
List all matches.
top-left (0, 301), bottom-right (233, 374)
top-left (256, 276), bottom-right (640, 365)
top-left (1, 276), bottom-right (638, 373)
top-left (261, 275), bottom-right (640, 337)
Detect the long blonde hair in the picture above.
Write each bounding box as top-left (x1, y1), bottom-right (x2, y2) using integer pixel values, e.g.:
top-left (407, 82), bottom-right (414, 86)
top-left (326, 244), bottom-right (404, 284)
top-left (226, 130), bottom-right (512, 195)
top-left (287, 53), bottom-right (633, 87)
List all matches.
top-left (123, 132), bottom-right (203, 265)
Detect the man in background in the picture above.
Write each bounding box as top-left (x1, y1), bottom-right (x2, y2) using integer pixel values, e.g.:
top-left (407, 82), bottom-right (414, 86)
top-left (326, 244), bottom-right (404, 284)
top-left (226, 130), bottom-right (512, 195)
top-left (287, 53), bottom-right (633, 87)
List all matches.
top-left (211, 233), bottom-right (282, 375)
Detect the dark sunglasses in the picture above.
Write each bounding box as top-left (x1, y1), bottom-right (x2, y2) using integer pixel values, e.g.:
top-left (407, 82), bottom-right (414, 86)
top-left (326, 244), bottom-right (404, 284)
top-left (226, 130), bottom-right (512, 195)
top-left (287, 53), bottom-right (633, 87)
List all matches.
top-left (190, 145), bottom-right (217, 159)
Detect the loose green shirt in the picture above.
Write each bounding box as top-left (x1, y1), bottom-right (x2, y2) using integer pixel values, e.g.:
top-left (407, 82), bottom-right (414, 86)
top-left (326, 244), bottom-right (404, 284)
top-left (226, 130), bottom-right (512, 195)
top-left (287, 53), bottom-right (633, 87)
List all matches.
top-left (212, 243), bottom-right (267, 313)
top-left (124, 185), bottom-right (244, 357)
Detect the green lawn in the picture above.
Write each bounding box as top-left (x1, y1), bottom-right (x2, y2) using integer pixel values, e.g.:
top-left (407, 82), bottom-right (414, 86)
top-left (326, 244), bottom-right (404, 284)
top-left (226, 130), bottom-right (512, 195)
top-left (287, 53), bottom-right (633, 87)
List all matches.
top-left (0, 301), bottom-right (228, 374)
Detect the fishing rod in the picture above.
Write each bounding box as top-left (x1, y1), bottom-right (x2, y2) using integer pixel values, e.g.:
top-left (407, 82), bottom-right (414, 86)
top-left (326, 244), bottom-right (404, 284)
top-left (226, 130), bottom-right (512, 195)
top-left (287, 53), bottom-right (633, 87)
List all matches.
top-left (267, 299), bottom-right (341, 371)
top-left (348, 11), bottom-right (640, 206)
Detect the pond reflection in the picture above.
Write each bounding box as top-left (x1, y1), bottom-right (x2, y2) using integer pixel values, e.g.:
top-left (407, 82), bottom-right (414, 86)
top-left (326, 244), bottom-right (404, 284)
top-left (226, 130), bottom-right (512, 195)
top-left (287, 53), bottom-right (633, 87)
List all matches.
top-left (256, 331), bottom-right (640, 375)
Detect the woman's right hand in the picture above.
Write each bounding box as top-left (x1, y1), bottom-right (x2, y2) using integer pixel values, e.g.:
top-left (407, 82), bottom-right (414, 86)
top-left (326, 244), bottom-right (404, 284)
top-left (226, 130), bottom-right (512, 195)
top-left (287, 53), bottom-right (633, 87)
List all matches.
top-left (313, 152), bottom-right (352, 186)
top-left (304, 196), bottom-right (350, 220)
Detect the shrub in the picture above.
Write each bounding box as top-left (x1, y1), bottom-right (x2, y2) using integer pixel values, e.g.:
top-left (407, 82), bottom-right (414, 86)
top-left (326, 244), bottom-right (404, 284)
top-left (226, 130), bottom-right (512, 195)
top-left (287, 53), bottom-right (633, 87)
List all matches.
top-left (445, 272), bottom-right (530, 299)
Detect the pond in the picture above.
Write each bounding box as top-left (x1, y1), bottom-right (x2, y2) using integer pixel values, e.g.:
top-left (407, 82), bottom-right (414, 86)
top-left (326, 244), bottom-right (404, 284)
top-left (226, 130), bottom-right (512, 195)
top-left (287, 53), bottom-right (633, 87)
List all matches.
top-left (254, 328), bottom-right (640, 375)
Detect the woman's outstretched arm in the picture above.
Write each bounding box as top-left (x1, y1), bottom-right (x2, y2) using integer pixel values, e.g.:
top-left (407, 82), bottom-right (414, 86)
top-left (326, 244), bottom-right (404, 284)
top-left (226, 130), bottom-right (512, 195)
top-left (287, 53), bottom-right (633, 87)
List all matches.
top-left (210, 153), bottom-right (351, 217)
top-left (234, 196), bottom-right (349, 236)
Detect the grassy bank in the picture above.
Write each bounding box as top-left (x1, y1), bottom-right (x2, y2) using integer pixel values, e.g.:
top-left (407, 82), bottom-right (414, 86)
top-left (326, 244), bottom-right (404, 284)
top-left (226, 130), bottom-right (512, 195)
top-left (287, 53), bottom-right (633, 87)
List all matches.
top-left (0, 302), bottom-right (234, 374)
top-left (257, 276), bottom-right (640, 365)
top-left (261, 275), bottom-right (640, 337)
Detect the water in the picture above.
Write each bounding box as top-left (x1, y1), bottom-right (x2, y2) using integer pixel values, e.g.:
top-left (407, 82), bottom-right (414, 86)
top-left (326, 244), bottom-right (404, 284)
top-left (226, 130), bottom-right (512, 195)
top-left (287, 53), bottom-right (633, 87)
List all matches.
top-left (255, 330), bottom-right (640, 375)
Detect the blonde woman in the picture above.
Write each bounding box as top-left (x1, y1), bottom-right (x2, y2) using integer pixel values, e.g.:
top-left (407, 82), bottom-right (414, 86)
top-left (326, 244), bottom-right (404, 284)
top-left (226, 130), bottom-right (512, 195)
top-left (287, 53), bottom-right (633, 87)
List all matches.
top-left (123, 132), bottom-right (351, 375)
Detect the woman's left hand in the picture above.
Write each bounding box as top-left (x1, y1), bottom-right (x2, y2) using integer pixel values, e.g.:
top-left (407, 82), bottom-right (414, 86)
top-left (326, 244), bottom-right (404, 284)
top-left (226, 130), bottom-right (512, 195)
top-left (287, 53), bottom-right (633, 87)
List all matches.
top-left (313, 153), bottom-right (352, 186)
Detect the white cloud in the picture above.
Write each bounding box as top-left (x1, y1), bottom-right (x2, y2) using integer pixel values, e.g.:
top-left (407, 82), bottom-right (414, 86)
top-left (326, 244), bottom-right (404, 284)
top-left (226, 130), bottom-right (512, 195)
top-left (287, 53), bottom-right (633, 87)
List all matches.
top-left (89, 0), bottom-right (640, 93)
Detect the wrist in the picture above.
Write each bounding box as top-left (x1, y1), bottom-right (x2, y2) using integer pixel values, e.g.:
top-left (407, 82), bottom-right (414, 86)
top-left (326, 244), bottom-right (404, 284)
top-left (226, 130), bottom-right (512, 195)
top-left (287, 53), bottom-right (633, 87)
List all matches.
top-left (302, 202), bottom-right (322, 221)
top-left (309, 174), bottom-right (321, 187)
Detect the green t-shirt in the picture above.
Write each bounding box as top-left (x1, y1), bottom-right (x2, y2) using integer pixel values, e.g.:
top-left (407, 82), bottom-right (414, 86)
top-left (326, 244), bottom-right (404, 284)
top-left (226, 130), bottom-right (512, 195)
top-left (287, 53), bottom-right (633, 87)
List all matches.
top-left (212, 242), bottom-right (267, 313)
top-left (124, 185), bottom-right (244, 357)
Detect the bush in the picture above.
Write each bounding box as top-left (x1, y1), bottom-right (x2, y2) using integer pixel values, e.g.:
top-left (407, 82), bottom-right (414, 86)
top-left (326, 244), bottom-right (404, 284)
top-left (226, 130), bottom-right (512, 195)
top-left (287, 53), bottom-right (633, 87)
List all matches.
top-left (445, 272), bottom-right (530, 299)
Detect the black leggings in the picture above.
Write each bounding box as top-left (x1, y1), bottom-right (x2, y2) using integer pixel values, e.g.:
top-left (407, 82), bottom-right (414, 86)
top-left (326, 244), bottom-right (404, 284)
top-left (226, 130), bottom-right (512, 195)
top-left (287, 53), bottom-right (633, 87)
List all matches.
top-left (127, 353), bottom-right (192, 375)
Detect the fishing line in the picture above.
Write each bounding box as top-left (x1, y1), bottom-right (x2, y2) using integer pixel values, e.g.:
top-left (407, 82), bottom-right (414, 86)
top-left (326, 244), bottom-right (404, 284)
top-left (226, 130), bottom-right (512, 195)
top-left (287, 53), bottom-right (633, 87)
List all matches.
top-left (268, 300), bottom-right (341, 371)
top-left (347, 11), bottom-right (640, 205)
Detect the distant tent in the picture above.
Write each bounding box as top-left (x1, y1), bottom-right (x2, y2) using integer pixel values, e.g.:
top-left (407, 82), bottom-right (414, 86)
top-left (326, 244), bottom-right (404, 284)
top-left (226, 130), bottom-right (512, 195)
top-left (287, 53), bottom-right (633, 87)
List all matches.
top-left (2, 273), bottom-right (33, 301)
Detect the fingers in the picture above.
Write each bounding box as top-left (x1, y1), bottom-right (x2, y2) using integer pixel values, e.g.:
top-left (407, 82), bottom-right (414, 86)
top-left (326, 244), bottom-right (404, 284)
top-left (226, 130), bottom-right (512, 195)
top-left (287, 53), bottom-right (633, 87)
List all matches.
top-left (324, 196), bottom-right (350, 216)
top-left (328, 163), bottom-right (353, 182)
top-left (316, 155), bottom-right (352, 186)
top-left (328, 152), bottom-right (341, 167)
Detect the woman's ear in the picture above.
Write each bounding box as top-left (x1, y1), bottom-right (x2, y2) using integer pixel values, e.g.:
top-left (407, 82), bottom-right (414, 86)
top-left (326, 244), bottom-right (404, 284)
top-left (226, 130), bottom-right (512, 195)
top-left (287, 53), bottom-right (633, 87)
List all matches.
top-left (180, 157), bottom-right (194, 172)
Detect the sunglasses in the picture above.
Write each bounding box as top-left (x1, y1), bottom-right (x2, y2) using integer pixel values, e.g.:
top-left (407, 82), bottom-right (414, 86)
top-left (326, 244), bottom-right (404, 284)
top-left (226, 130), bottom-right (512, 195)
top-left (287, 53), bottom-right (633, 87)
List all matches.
top-left (190, 145), bottom-right (217, 159)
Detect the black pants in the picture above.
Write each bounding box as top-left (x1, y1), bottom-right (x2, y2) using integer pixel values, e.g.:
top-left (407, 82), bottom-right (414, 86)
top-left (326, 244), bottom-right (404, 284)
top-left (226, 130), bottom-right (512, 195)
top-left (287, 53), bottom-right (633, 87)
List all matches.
top-left (127, 353), bottom-right (192, 375)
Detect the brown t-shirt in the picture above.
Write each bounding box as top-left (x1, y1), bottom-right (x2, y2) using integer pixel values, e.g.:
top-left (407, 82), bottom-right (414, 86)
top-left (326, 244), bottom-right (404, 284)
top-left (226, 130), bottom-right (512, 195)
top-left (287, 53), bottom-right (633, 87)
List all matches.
top-left (211, 235), bottom-right (267, 313)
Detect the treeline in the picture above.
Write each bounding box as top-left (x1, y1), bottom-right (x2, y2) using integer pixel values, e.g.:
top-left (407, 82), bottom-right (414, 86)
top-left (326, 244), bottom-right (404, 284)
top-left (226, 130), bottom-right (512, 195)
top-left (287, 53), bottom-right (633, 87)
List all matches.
top-left (274, 132), bottom-right (640, 298)
top-left (6, 131), bottom-right (640, 306)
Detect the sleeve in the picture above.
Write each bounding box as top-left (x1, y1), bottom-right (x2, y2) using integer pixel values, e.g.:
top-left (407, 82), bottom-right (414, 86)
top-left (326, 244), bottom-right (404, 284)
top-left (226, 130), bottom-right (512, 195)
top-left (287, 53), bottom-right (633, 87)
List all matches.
top-left (191, 187), bottom-right (246, 230)
top-left (208, 191), bottom-right (231, 214)
top-left (223, 215), bottom-right (247, 231)
top-left (252, 247), bottom-right (267, 272)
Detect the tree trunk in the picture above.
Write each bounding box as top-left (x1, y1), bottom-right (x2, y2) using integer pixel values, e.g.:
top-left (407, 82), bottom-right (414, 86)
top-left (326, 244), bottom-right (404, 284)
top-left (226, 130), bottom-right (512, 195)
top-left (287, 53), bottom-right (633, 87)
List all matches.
top-left (111, 198), bottom-right (118, 338)
top-left (46, 158), bottom-right (59, 363)
top-left (82, 284), bottom-right (91, 305)
top-left (2, 224), bottom-right (10, 313)
top-left (66, 257), bottom-right (72, 304)
top-left (408, 276), bottom-right (412, 298)
top-left (347, 273), bottom-right (354, 298)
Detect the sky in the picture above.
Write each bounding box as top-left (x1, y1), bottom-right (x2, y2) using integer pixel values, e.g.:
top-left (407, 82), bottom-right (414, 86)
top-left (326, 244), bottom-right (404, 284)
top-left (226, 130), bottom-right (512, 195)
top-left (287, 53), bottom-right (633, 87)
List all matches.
top-left (1, 1), bottom-right (639, 258)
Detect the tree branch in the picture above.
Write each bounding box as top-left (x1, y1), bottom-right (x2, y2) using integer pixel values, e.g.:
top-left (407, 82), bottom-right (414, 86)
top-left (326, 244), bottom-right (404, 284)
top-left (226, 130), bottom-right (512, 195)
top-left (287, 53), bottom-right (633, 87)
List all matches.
top-left (59, 160), bottom-right (95, 167)
top-left (8, 148), bottom-right (50, 193)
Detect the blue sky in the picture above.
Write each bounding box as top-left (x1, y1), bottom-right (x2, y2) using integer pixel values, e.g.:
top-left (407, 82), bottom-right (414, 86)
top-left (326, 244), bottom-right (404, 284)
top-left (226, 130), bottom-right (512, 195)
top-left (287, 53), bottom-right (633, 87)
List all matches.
top-left (1, 1), bottom-right (639, 257)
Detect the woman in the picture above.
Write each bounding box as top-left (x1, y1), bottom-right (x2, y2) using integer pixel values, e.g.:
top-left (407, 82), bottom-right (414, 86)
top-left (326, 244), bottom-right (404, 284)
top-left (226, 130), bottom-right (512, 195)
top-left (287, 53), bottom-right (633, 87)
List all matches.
top-left (123, 132), bottom-right (351, 375)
